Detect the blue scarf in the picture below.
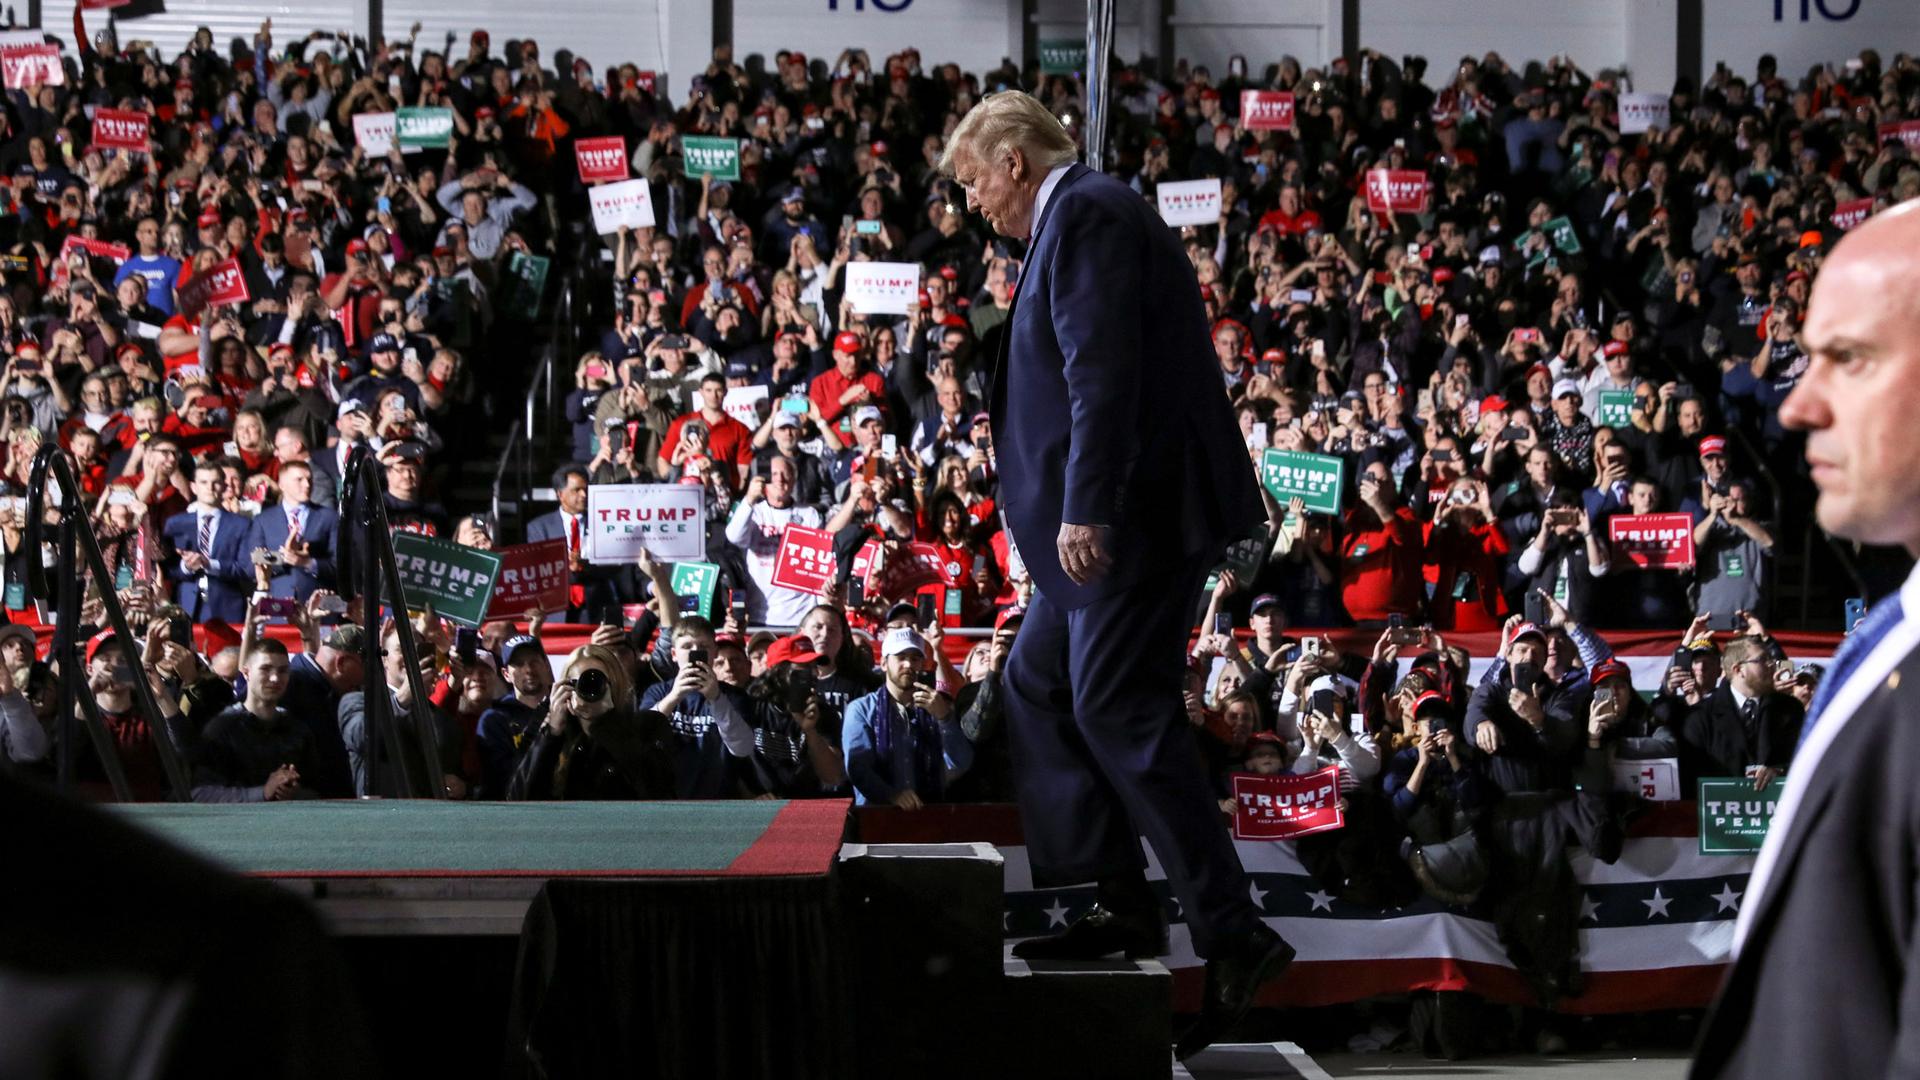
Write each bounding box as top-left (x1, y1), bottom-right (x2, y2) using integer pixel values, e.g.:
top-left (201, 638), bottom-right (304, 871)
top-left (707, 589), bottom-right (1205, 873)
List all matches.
top-left (873, 685), bottom-right (946, 800)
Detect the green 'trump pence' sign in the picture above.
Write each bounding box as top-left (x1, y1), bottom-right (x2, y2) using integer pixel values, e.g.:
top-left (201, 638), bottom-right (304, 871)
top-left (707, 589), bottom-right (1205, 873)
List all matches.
top-left (1698, 777), bottom-right (1782, 855)
top-left (1260, 449), bottom-right (1346, 516)
top-left (1038, 40), bottom-right (1087, 75)
top-left (680, 135), bottom-right (741, 182)
top-left (392, 532), bottom-right (502, 627)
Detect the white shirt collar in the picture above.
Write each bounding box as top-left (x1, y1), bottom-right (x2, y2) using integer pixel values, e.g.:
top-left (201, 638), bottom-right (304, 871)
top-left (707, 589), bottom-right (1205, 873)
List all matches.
top-left (1028, 163), bottom-right (1074, 241)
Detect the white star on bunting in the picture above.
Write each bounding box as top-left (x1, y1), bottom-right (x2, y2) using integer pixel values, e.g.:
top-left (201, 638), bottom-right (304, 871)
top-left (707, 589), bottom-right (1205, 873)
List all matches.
top-left (1042, 898), bottom-right (1070, 929)
top-left (1642, 887), bottom-right (1673, 919)
top-left (1249, 881), bottom-right (1268, 911)
top-left (1710, 883), bottom-right (1742, 914)
top-left (1580, 893), bottom-right (1601, 922)
top-left (1306, 889), bottom-right (1335, 913)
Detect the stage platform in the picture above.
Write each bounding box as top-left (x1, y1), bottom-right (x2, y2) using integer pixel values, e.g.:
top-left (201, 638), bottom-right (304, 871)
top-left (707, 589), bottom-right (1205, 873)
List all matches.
top-left (110, 799), bottom-right (850, 936)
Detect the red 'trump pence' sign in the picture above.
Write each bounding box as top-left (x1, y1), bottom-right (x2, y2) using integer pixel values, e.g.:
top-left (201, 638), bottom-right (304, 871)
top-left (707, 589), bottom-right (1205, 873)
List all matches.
top-left (1231, 767), bottom-right (1345, 840)
top-left (1832, 198), bottom-right (1873, 231)
top-left (1363, 169), bottom-right (1430, 215)
top-left (770, 525), bottom-right (836, 594)
top-left (175, 258), bottom-right (249, 320)
top-left (92, 108), bottom-right (149, 152)
top-left (1608, 512), bottom-right (1697, 570)
top-left (485, 538), bottom-right (570, 619)
top-left (1240, 90), bottom-right (1295, 131)
top-left (574, 135), bottom-right (628, 184)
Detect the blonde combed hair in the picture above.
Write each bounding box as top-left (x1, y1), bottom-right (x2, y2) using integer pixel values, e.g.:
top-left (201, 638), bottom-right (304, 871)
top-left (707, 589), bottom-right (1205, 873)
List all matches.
top-left (938, 91), bottom-right (1078, 176)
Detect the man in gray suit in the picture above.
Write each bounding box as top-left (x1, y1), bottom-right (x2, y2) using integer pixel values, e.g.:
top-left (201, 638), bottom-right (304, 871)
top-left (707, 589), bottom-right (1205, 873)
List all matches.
top-left (1691, 203), bottom-right (1920, 1076)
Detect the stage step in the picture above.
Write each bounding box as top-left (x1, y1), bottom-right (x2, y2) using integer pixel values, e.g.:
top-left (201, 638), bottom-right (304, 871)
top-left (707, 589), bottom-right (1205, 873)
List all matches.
top-left (1001, 955), bottom-right (1174, 1079)
top-left (838, 843), bottom-right (1005, 1080)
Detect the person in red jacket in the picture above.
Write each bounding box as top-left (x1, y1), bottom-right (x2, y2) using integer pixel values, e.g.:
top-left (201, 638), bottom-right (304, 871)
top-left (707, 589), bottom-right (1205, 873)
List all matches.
top-left (1340, 459), bottom-right (1424, 625)
top-left (1422, 477), bottom-right (1511, 631)
top-left (808, 330), bottom-right (887, 432)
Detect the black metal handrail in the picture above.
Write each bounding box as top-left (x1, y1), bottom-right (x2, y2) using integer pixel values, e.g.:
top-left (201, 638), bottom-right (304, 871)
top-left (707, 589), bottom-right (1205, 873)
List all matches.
top-left (24, 445), bottom-right (191, 801)
top-left (491, 267), bottom-right (579, 529)
top-left (336, 444), bottom-right (450, 799)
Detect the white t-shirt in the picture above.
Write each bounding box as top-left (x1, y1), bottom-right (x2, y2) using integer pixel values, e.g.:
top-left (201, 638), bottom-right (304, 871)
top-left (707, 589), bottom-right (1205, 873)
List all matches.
top-left (725, 499), bottom-right (824, 625)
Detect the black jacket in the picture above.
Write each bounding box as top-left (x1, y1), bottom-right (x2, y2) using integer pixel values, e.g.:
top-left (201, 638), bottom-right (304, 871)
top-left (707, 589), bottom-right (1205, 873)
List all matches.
top-left (1677, 683), bottom-right (1801, 786)
top-left (1691, 645), bottom-right (1920, 1078)
top-left (506, 709), bottom-right (677, 801)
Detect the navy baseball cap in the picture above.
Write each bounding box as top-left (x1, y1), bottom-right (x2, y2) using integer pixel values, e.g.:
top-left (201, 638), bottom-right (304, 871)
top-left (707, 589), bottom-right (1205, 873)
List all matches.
top-left (1250, 593), bottom-right (1281, 615)
top-left (500, 635), bottom-right (542, 664)
top-left (369, 333), bottom-right (400, 353)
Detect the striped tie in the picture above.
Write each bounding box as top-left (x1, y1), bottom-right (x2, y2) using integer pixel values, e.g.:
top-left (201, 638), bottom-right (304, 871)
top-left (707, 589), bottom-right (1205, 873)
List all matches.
top-left (1798, 594), bottom-right (1906, 749)
top-left (197, 512), bottom-right (214, 555)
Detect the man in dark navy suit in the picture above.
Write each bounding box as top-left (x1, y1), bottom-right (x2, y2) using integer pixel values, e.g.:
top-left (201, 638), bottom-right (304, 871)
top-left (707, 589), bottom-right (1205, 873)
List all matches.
top-left (244, 460), bottom-right (338, 601)
top-left (161, 458), bottom-right (254, 624)
top-left (941, 91), bottom-right (1291, 1059)
top-left (1690, 196), bottom-right (1920, 1079)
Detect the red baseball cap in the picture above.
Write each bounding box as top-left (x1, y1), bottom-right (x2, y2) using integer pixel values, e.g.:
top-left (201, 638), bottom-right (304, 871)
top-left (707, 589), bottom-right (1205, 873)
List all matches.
top-left (1432, 267), bottom-right (1455, 285)
top-left (1601, 340), bottom-right (1628, 358)
top-left (833, 331), bottom-right (862, 353)
top-left (1480, 394), bottom-right (1509, 415)
top-left (346, 238), bottom-right (369, 255)
top-left (1261, 347), bottom-right (1286, 363)
top-left (1507, 621), bottom-right (1547, 646)
top-left (197, 207), bottom-right (220, 229)
top-left (1698, 435), bottom-right (1727, 459)
top-left (765, 634), bottom-right (822, 667)
top-left (994, 607), bottom-right (1026, 633)
top-left (85, 629), bottom-right (118, 666)
top-left (1525, 362), bottom-right (1551, 382)
top-left (1590, 658), bottom-right (1630, 684)
top-left (870, 140), bottom-right (888, 157)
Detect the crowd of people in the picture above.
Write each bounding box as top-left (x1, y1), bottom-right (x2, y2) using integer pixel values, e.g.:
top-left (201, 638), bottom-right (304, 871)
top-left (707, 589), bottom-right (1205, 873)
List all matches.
top-left (0, 12), bottom-right (1907, 1047)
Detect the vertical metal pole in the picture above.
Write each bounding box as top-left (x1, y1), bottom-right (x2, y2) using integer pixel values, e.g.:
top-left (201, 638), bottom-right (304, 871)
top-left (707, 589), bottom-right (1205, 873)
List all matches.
top-left (53, 516), bottom-right (74, 791)
top-left (1083, 0), bottom-right (1115, 171)
top-left (360, 481), bottom-right (383, 798)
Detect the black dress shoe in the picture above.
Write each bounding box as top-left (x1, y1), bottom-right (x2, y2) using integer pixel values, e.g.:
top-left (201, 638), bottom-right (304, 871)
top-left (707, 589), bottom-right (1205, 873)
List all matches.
top-left (1012, 903), bottom-right (1168, 961)
top-left (1173, 924), bottom-right (1296, 1061)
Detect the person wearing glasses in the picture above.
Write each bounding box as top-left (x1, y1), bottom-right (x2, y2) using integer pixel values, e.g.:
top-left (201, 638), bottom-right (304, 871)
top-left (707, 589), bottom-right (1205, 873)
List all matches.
top-left (1676, 634), bottom-right (1800, 791)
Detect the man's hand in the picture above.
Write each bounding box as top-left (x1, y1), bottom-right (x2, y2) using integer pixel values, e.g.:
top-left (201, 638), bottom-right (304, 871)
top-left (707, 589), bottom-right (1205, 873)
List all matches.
top-left (1313, 711), bottom-right (1347, 746)
top-left (1537, 587), bottom-right (1571, 630)
top-left (1474, 722), bottom-right (1505, 755)
top-left (1056, 523), bottom-right (1113, 586)
top-left (1750, 765), bottom-right (1780, 791)
top-left (1508, 687), bottom-right (1545, 726)
top-left (912, 683), bottom-right (950, 720)
top-left (264, 764), bottom-right (300, 800)
top-left (890, 789), bottom-right (924, 811)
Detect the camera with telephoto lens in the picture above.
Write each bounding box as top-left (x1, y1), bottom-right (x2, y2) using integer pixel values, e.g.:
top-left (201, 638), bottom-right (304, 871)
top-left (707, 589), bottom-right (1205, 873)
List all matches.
top-left (566, 667), bottom-right (609, 704)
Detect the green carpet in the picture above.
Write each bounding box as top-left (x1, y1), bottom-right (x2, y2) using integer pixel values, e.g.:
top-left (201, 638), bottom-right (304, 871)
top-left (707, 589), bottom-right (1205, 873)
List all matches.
top-left (110, 800), bottom-right (792, 877)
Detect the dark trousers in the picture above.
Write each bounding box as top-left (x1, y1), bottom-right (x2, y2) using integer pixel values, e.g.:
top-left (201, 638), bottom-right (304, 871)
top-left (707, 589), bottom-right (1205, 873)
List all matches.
top-left (1003, 562), bottom-right (1265, 959)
